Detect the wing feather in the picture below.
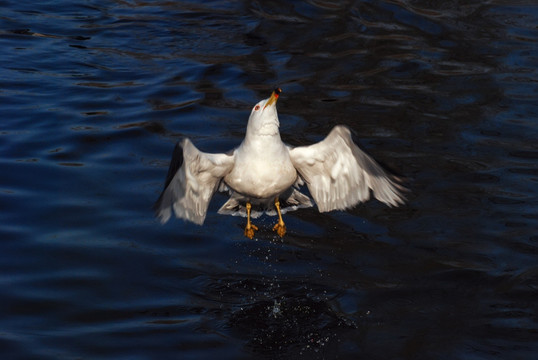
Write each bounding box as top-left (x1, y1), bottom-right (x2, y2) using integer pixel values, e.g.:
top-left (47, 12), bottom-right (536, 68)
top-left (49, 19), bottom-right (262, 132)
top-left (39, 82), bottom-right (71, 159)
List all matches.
top-left (154, 138), bottom-right (235, 225)
top-left (289, 125), bottom-right (405, 212)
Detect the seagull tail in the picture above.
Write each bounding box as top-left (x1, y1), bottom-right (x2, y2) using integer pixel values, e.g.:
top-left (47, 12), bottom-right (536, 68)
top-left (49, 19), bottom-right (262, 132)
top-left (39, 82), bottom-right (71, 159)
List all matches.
top-left (217, 188), bottom-right (313, 218)
top-left (276, 188), bottom-right (313, 216)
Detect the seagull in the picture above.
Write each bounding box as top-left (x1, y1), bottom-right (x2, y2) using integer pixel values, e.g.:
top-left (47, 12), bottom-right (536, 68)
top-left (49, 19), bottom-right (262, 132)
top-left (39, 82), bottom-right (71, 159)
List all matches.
top-left (154, 88), bottom-right (406, 238)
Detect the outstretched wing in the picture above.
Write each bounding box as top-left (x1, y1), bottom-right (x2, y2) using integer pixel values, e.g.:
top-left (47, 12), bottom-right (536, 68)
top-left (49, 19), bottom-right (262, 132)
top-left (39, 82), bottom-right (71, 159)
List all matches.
top-left (289, 125), bottom-right (405, 212)
top-left (154, 138), bottom-right (235, 225)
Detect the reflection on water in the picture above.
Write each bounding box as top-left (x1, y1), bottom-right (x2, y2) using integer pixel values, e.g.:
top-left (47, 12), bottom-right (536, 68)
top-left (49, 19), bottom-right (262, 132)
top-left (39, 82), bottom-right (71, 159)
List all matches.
top-left (1, 0), bottom-right (537, 359)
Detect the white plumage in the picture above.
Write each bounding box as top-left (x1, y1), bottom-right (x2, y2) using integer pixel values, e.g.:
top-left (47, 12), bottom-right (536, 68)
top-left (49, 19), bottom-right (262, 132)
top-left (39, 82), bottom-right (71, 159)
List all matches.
top-left (155, 89), bottom-right (406, 237)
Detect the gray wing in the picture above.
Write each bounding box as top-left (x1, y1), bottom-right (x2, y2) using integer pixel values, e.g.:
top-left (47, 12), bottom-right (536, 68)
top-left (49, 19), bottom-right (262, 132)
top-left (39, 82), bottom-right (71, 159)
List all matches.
top-left (289, 125), bottom-right (405, 212)
top-left (154, 138), bottom-right (235, 225)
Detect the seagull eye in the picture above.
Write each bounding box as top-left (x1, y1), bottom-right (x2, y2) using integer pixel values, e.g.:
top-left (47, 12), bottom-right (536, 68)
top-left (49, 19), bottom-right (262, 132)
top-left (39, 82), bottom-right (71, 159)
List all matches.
top-left (254, 105), bottom-right (260, 111)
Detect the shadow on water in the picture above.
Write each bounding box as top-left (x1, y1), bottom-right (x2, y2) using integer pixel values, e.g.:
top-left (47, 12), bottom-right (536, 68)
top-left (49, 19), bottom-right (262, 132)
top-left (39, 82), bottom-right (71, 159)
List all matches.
top-left (182, 227), bottom-right (365, 358)
top-left (203, 272), bottom-right (358, 358)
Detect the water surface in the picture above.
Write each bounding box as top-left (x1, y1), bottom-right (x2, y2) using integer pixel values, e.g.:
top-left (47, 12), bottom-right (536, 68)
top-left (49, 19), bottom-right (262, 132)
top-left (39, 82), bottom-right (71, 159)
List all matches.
top-left (1, 0), bottom-right (537, 359)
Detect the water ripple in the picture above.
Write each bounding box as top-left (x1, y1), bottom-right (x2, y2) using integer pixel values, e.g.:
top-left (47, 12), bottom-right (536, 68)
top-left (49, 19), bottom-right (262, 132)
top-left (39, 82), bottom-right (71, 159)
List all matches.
top-left (1, 0), bottom-right (537, 358)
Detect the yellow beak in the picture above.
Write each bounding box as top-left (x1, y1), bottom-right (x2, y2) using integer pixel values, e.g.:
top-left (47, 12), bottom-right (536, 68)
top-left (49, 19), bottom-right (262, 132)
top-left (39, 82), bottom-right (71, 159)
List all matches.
top-left (264, 88), bottom-right (282, 109)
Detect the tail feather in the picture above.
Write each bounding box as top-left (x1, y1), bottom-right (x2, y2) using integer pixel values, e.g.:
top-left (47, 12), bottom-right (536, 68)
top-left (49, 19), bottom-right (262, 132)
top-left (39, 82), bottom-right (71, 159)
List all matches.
top-left (217, 188), bottom-right (313, 218)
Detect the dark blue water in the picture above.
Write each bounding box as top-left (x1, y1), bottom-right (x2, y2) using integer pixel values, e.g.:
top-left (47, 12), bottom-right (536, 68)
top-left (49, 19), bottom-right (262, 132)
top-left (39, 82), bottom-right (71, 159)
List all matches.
top-left (1, 1), bottom-right (537, 359)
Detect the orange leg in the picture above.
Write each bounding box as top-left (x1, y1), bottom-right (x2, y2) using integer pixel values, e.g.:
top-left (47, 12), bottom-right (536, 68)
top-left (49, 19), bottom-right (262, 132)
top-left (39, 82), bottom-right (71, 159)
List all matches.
top-left (272, 198), bottom-right (286, 238)
top-left (244, 202), bottom-right (258, 239)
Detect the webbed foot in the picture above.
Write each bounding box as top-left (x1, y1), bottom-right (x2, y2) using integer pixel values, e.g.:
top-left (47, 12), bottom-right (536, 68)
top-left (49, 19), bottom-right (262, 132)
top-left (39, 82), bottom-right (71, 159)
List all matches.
top-left (272, 221), bottom-right (286, 238)
top-left (244, 223), bottom-right (259, 239)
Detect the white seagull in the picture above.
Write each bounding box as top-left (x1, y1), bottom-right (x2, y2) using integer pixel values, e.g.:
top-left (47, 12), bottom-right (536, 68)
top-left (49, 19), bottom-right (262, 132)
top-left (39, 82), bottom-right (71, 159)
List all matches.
top-left (154, 88), bottom-right (406, 238)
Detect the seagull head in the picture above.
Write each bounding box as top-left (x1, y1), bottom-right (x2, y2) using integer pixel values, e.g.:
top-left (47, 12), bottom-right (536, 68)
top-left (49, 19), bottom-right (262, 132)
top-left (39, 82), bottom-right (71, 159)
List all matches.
top-left (246, 88), bottom-right (281, 136)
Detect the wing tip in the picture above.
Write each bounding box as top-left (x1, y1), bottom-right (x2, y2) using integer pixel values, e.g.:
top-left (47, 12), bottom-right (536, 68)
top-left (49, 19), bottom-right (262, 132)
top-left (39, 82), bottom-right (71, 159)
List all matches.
top-left (161, 141), bottom-right (185, 189)
top-left (376, 175), bottom-right (410, 207)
